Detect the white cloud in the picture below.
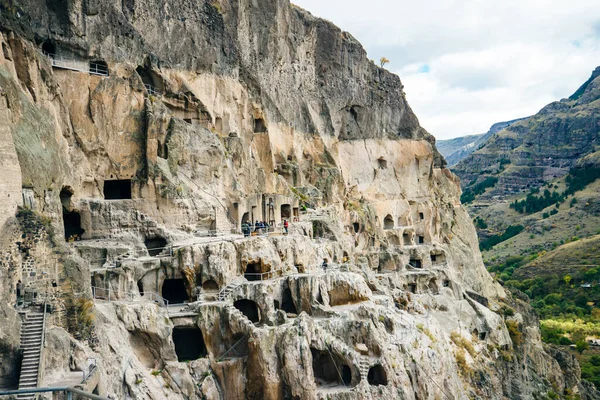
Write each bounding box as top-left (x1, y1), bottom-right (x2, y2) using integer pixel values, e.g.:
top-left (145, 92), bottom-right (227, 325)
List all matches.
top-left (293, 0), bottom-right (600, 139)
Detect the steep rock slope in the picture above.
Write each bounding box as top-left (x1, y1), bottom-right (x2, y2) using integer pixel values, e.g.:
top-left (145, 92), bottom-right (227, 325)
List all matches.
top-left (0, 1), bottom-right (595, 399)
top-left (453, 66), bottom-right (600, 198)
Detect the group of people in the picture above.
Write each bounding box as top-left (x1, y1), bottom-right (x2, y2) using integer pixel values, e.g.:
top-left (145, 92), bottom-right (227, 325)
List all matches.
top-left (241, 219), bottom-right (290, 237)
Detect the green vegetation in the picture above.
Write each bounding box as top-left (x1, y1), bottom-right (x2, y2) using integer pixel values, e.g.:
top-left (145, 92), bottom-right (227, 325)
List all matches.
top-left (461, 177), bottom-right (498, 204)
top-left (473, 216), bottom-right (488, 229)
top-left (510, 167), bottom-right (600, 214)
top-left (510, 188), bottom-right (563, 214)
top-left (581, 355), bottom-right (600, 389)
top-left (479, 225), bottom-right (524, 251)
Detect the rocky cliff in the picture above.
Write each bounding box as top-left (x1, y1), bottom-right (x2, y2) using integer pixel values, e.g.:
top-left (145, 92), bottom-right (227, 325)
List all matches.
top-left (452, 66), bottom-right (600, 198)
top-left (0, 1), bottom-right (596, 399)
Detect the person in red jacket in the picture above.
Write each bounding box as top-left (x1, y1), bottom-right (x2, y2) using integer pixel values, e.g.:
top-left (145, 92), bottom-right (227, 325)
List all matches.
top-left (283, 219), bottom-right (289, 234)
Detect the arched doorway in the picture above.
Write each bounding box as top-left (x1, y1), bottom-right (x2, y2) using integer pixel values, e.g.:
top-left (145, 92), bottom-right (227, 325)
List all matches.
top-left (234, 299), bottom-right (260, 323)
top-left (383, 215), bottom-right (394, 230)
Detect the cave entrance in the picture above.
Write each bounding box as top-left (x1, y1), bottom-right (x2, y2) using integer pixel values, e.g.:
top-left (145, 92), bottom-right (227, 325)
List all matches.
top-left (241, 212), bottom-right (250, 224)
top-left (378, 157), bottom-right (388, 169)
top-left (409, 258), bottom-right (422, 269)
top-left (63, 210), bottom-right (84, 241)
top-left (418, 236), bottom-right (425, 244)
top-left (431, 251), bottom-right (446, 265)
top-left (137, 280), bottom-right (144, 296)
top-left (162, 279), bottom-right (189, 304)
top-left (281, 204), bottom-right (292, 220)
top-left (383, 215), bottom-right (394, 230)
top-left (367, 365), bottom-right (387, 386)
top-left (311, 348), bottom-right (352, 387)
top-left (244, 262), bottom-right (262, 281)
top-left (353, 222), bottom-right (360, 233)
top-left (202, 280), bottom-right (219, 292)
top-left (42, 40), bottom-right (56, 56)
top-left (428, 278), bottom-right (439, 293)
top-left (61, 187), bottom-right (85, 241)
top-left (233, 299), bottom-right (260, 324)
top-left (254, 118), bottom-right (267, 133)
top-left (281, 288), bottom-right (297, 315)
top-left (419, 212), bottom-right (424, 220)
top-left (403, 233), bottom-right (412, 246)
top-left (103, 179), bottom-right (132, 200)
top-left (145, 237), bottom-right (167, 257)
top-left (408, 284), bottom-right (417, 294)
top-left (173, 327), bottom-right (207, 361)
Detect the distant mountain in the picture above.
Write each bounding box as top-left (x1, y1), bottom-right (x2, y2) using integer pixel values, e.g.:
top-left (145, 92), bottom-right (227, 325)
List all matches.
top-left (438, 118), bottom-right (527, 166)
top-left (453, 66), bottom-right (600, 199)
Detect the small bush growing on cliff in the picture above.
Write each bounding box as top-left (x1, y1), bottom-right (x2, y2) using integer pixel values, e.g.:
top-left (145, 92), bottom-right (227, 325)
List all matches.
top-left (450, 332), bottom-right (476, 357)
top-left (455, 348), bottom-right (471, 376)
top-left (506, 320), bottom-right (523, 346)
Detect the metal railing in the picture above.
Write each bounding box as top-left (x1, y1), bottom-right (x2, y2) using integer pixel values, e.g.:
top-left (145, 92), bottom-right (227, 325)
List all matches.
top-left (37, 301), bottom-right (48, 388)
top-left (44, 52), bottom-right (109, 77)
top-left (194, 228), bottom-right (241, 238)
top-left (0, 387), bottom-right (109, 400)
top-left (82, 358), bottom-right (97, 383)
top-left (244, 266), bottom-right (283, 281)
top-left (217, 333), bottom-right (249, 361)
top-left (144, 83), bottom-right (160, 96)
top-left (91, 286), bottom-right (169, 307)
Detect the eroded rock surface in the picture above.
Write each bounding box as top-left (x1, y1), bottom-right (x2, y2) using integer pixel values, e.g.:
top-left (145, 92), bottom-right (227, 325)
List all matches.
top-left (0, 1), bottom-right (597, 399)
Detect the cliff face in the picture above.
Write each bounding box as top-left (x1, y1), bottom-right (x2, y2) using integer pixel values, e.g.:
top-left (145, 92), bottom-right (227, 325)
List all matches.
top-left (452, 66), bottom-right (600, 197)
top-left (0, 1), bottom-right (595, 399)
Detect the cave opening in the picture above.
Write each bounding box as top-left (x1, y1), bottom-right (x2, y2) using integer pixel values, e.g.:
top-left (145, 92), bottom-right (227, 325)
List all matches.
top-left (137, 280), bottom-right (144, 296)
top-left (173, 327), bottom-right (207, 361)
top-left (254, 118), bottom-right (267, 133)
top-left (202, 280), bottom-right (219, 292)
top-left (408, 284), bottom-right (417, 294)
top-left (353, 222), bottom-right (360, 233)
top-left (418, 236), bottom-right (425, 244)
top-left (383, 215), bottom-right (394, 230)
top-left (367, 364), bottom-right (387, 386)
top-left (234, 299), bottom-right (260, 323)
top-left (281, 288), bottom-right (297, 315)
top-left (281, 204), bottom-right (292, 219)
top-left (103, 179), bottom-right (132, 200)
top-left (61, 187), bottom-right (85, 241)
top-left (63, 209), bottom-right (84, 241)
top-left (403, 233), bottom-right (412, 246)
top-left (244, 262), bottom-right (262, 281)
top-left (161, 279), bottom-right (189, 304)
top-left (311, 348), bottom-right (352, 386)
top-left (241, 212), bottom-right (250, 225)
top-left (409, 258), bottom-right (422, 269)
top-left (419, 212), bottom-right (424, 220)
top-left (378, 157), bottom-right (388, 169)
top-left (145, 237), bottom-right (167, 257)
top-left (41, 40), bottom-right (56, 55)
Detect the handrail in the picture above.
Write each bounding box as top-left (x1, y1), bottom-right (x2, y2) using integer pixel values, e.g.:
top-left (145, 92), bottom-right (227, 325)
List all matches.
top-left (43, 52), bottom-right (108, 77)
top-left (91, 286), bottom-right (169, 308)
top-left (144, 83), bottom-right (160, 96)
top-left (0, 386), bottom-right (110, 400)
top-left (82, 358), bottom-right (97, 383)
top-left (217, 333), bottom-right (249, 361)
top-left (37, 300), bottom-right (48, 388)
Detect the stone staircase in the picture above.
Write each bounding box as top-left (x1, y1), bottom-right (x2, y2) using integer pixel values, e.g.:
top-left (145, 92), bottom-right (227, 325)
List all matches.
top-left (218, 277), bottom-right (245, 302)
top-left (17, 312), bottom-right (45, 399)
top-left (319, 328), bottom-right (372, 380)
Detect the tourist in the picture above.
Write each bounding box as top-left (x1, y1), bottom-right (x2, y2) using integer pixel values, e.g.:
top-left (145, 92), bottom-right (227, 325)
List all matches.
top-left (283, 219), bottom-right (289, 234)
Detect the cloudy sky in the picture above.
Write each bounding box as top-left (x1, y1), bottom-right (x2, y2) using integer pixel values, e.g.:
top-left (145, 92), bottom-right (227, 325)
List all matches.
top-left (293, 0), bottom-right (600, 140)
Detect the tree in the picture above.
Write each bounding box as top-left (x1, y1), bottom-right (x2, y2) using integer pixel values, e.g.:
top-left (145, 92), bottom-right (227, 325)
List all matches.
top-left (563, 275), bottom-right (572, 286)
top-left (379, 57), bottom-right (390, 68)
top-left (576, 340), bottom-right (589, 354)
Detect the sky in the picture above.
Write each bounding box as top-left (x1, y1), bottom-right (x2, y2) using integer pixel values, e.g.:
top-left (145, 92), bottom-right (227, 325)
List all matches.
top-left (292, 0), bottom-right (600, 140)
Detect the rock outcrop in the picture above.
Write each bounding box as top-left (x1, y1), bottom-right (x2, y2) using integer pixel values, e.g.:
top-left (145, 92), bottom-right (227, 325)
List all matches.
top-left (0, 1), bottom-right (596, 399)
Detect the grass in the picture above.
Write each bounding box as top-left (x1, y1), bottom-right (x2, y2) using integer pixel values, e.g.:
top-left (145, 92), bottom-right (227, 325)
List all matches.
top-left (450, 332), bottom-right (476, 357)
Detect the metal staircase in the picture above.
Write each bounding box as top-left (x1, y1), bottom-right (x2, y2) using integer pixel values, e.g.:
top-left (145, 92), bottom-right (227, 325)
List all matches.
top-left (218, 277), bottom-right (245, 302)
top-left (17, 311), bottom-right (45, 399)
